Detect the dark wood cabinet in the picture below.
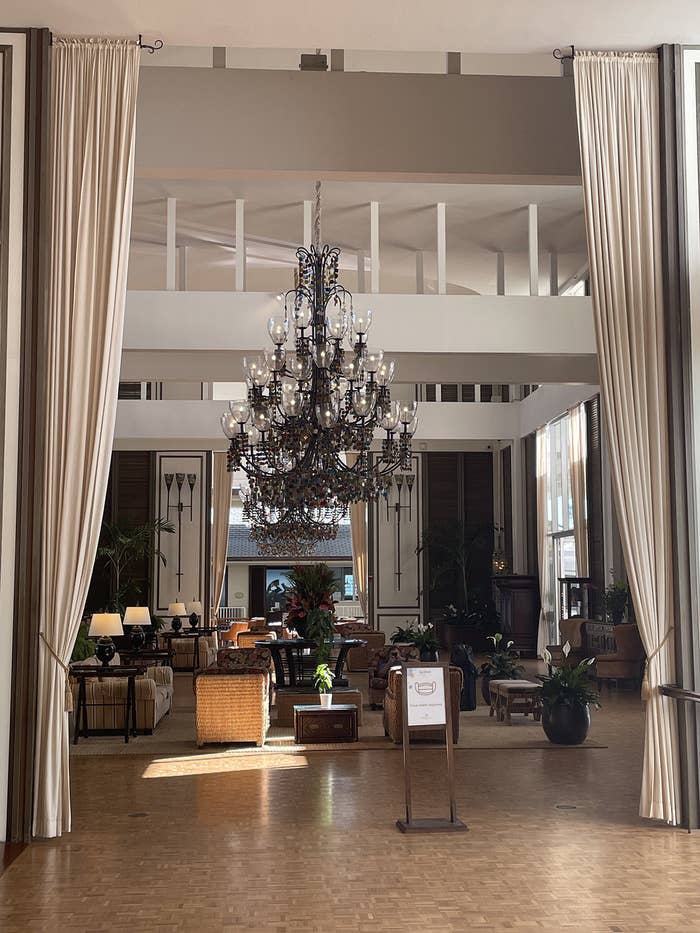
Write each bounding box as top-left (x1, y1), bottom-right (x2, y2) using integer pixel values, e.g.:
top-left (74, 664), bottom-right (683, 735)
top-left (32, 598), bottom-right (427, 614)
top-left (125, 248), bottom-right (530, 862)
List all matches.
top-left (293, 704), bottom-right (358, 743)
top-left (493, 575), bottom-right (541, 658)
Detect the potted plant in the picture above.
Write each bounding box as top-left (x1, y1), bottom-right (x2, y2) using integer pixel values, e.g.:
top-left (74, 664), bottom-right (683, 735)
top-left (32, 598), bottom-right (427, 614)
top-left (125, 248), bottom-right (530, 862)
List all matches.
top-left (314, 662), bottom-right (335, 708)
top-left (603, 579), bottom-right (630, 626)
top-left (97, 518), bottom-right (174, 614)
top-left (284, 563), bottom-right (335, 639)
top-left (538, 650), bottom-right (600, 745)
top-left (389, 623), bottom-right (419, 645)
top-left (389, 621), bottom-right (439, 661)
top-left (479, 632), bottom-right (524, 704)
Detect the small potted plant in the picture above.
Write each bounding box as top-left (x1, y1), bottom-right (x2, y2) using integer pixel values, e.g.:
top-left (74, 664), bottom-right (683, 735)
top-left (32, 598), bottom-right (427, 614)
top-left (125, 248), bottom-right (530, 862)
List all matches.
top-left (538, 648), bottom-right (600, 745)
top-left (314, 662), bottom-right (335, 708)
top-left (603, 579), bottom-right (630, 626)
top-left (479, 632), bottom-right (524, 704)
top-left (389, 623), bottom-right (419, 645)
top-left (412, 622), bottom-right (440, 662)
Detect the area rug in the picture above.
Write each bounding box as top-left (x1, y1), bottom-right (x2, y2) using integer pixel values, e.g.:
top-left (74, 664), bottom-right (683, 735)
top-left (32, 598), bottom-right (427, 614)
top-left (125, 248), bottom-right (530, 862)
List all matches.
top-left (70, 677), bottom-right (606, 758)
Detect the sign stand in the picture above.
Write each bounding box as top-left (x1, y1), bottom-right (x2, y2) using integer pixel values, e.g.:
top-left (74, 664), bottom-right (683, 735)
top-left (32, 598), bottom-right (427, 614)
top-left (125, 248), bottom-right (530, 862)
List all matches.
top-left (396, 661), bottom-right (468, 833)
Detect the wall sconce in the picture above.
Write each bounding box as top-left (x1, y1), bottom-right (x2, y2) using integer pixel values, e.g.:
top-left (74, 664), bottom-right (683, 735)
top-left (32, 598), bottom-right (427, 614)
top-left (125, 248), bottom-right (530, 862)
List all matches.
top-left (492, 524), bottom-right (508, 576)
top-left (164, 472), bottom-right (196, 594)
top-left (384, 472), bottom-right (415, 591)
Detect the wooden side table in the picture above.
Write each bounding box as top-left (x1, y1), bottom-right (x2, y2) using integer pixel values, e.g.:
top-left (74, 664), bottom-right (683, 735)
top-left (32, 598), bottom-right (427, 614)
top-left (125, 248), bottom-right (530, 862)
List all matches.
top-left (293, 704), bottom-right (358, 744)
top-left (494, 680), bottom-right (541, 725)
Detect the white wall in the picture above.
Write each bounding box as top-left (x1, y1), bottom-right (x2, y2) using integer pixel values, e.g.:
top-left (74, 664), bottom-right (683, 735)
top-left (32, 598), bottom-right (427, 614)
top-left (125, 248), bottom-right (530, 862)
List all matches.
top-left (226, 563), bottom-right (249, 612)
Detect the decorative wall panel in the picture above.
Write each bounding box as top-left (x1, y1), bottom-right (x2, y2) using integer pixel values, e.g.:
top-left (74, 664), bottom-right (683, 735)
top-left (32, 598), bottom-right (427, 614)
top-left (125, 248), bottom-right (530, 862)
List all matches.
top-left (154, 451), bottom-right (211, 614)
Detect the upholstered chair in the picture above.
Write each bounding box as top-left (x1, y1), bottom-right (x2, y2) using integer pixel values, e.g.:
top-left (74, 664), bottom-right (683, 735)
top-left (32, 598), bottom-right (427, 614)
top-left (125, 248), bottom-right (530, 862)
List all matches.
top-left (167, 634), bottom-right (217, 671)
top-left (195, 647), bottom-right (272, 747)
top-left (595, 623), bottom-right (645, 688)
top-left (383, 665), bottom-right (463, 744)
top-left (367, 644), bottom-right (420, 708)
top-left (333, 620), bottom-right (386, 672)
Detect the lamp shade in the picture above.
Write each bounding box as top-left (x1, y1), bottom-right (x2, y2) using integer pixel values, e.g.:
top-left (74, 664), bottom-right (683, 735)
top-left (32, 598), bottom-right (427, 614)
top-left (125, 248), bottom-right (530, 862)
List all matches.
top-left (88, 613), bottom-right (123, 637)
top-left (123, 606), bottom-right (151, 626)
top-left (168, 602), bottom-right (187, 616)
top-left (186, 600), bottom-right (203, 615)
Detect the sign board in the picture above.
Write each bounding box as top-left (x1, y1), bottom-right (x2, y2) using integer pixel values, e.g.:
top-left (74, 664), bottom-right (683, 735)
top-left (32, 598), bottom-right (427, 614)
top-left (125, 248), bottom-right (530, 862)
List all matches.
top-left (396, 661), bottom-right (467, 834)
top-left (406, 665), bottom-right (447, 727)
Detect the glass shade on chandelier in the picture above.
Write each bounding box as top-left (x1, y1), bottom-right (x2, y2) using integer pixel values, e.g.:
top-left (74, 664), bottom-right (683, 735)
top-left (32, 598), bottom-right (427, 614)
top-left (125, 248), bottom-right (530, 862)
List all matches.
top-left (240, 482), bottom-right (341, 558)
top-left (221, 245), bottom-right (418, 514)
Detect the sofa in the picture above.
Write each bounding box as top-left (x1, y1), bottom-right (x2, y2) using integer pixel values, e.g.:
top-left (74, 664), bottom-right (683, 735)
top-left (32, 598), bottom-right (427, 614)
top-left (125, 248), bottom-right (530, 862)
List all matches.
top-left (383, 664), bottom-right (463, 744)
top-left (164, 634), bottom-right (217, 672)
top-left (333, 620), bottom-right (385, 671)
top-left (195, 646), bottom-right (272, 747)
top-left (70, 660), bottom-right (173, 733)
top-left (367, 644), bottom-right (420, 708)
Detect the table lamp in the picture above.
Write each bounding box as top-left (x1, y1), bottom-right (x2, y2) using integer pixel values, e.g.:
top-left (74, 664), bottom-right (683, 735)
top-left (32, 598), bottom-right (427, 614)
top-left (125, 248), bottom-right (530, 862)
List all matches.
top-left (88, 612), bottom-right (123, 666)
top-left (168, 602), bottom-right (187, 633)
top-left (123, 606), bottom-right (151, 650)
top-left (186, 599), bottom-right (203, 629)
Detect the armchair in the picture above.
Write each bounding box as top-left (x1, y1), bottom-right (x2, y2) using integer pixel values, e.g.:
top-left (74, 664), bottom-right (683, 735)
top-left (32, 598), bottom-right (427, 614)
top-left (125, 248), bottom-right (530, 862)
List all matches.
top-left (166, 634), bottom-right (217, 671)
top-left (333, 620), bottom-right (386, 671)
top-left (195, 646), bottom-right (272, 747)
top-left (383, 665), bottom-right (463, 744)
top-left (367, 644), bottom-right (420, 708)
top-left (545, 618), bottom-right (590, 668)
top-left (596, 623), bottom-right (645, 687)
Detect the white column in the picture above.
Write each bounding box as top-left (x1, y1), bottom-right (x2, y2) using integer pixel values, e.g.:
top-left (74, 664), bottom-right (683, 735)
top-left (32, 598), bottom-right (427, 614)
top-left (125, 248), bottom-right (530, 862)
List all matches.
top-left (415, 251), bottom-right (425, 295)
top-left (549, 251), bottom-right (559, 296)
top-left (496, 251), bottom-right (505, 296)
top-left (370, 201), bottom-right (380, 294)
top-left (303, 200), bottom-right (313, 248)
top-left (474, 384), bottom-right (481, 403)
top-left (437, 202), bottom-right (447, 295)
top-left (166, 197), bottom-right (177, 291)
top-left (510, 438), bottom-right (526, 574)
top-left (528, 203), bottom-right (539, 297)
top-left (356, 251), bottom-right (366, 292)
top-left (178, 245), bottom-right (188, 291)
top-left (235, 198), bottom-right (246, 292)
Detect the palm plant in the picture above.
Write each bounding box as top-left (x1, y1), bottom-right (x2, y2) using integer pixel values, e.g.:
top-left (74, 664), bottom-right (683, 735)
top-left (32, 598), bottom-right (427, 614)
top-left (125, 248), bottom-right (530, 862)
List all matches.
top-left (97, 518), bottom-right (175, 614)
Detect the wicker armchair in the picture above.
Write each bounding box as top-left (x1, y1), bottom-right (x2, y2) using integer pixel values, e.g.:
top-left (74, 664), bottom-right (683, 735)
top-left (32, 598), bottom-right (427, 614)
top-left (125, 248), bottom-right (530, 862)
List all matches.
top-left (195, 647), bottom-right (272, 747)
top-left (383, 665), bottom-right (463, 744)
top-left (368, 644), bottom-right (420, 708)
top-left (237, 630), bottom-right (276, 648)
top-left (220, 621), bottom-right (250, 645)
top-left (334, 620), bottom-right (386, 672)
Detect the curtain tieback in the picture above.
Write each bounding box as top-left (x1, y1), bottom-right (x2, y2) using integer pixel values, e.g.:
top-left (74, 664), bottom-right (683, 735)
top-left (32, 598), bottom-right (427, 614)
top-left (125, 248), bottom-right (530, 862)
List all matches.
top-left (641, 626), bottom-right (674, 702)
top-left (39, 631), bottom-right (73, 713)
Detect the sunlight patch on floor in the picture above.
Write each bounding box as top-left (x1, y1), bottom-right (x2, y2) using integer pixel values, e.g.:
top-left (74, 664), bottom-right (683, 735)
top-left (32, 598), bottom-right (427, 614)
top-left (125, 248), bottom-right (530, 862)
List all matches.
top-left (141, 751), bottom-right (309, 778)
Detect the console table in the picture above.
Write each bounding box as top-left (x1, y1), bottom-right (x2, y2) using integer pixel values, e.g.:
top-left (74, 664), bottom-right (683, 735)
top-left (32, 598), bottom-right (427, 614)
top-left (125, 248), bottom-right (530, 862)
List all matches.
top-left (70, 665), bottom-right (139, 744)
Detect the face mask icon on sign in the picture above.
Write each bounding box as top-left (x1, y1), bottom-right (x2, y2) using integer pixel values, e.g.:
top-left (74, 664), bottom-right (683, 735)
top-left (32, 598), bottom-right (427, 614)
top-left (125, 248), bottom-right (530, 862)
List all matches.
top-left (414, 681), bottom-right (436, 697)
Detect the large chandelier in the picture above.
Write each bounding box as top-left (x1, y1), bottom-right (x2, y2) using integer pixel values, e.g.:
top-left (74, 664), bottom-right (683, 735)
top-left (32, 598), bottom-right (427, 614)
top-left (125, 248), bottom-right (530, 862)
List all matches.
top-left (221, 244), bottom-right (417, 511)
top-left (241, 483), bottom-right (341, 557)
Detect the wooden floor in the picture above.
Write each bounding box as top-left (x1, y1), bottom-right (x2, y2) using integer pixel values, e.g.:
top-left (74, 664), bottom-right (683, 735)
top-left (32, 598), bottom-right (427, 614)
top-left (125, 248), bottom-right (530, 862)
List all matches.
top-left (1, 691), bottom-right (699, 931)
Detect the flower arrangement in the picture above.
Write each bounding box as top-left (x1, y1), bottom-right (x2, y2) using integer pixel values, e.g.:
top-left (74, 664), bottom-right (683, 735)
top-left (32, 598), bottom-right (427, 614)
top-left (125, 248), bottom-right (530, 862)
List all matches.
top-left (284, 563), bottom-right (336, 638)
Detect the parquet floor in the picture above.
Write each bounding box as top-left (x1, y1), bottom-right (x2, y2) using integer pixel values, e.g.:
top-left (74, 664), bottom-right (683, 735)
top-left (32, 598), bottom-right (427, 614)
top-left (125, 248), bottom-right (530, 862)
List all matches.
top-left (1, 691), bottom-right (699, 932)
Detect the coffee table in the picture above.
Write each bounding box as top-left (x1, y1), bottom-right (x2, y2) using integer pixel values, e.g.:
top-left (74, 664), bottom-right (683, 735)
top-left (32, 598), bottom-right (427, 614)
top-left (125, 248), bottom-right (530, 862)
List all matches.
top-left (293, 704), bottom-right (358, 744)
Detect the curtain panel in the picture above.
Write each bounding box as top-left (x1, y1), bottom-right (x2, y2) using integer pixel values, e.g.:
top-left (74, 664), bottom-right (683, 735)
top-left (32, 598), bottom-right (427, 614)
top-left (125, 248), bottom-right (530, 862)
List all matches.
top-left (212, 452), bottom-right (233, 617)
top-left (574, 50), bottom-right (681, 823)
top-left (33, 37), bottom-right (140, 838)
top-left (535, 426), bottom-right (552, 657)
top-left (567, 402), bottom-right (589, 578)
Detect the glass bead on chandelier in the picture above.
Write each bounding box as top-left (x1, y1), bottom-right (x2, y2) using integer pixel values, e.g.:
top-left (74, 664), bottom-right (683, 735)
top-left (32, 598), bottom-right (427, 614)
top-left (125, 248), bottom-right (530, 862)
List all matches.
top-left (221, 245), bottom-right (418, 512)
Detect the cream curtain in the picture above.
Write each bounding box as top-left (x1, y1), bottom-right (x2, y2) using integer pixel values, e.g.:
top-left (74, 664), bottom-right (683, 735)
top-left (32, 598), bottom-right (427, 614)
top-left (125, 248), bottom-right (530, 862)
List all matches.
top-left (212, 452), bottom-right (233, 617)
top-left (346, 452), bottom-right (368, 617)
top-left (535, 426), bottom-right (552, 657)
top-left (574, 50), bottom-right (680, 824)
top-left (33, 38), bottom-right (140, 838)
top-left (567, 402), bottom-right (589, 577)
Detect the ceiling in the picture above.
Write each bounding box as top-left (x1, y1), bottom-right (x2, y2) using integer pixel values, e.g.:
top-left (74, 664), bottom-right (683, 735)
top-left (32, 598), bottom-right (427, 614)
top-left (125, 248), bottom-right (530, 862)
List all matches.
top-left (3, 1), bottom-right (697, 53)
top-left (129, 179), bottom-right (586, 295)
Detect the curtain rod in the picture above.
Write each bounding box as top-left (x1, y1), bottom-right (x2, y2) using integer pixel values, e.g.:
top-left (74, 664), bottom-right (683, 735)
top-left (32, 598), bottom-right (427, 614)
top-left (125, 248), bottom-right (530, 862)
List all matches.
top-left (552, 45), bottom-right (575, 62)
top-left (48, 33), bottom-right (164, 53)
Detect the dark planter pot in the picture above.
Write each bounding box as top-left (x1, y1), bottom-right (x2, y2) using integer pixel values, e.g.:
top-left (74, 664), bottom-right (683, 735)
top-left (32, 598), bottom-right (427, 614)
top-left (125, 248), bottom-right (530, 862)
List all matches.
top-left (419, 648), bottom-right (439, 662)
top-left (542, 701), bottom-right (591, 745)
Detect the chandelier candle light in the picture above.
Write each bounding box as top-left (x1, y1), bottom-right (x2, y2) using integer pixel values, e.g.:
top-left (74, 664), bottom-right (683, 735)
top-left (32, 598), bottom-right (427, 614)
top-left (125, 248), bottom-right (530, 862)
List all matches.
top-left (221, 245), bottom-right (418, 518)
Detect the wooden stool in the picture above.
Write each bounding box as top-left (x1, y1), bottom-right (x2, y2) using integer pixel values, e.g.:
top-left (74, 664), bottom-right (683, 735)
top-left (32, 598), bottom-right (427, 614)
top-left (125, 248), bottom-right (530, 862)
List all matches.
top-left (494, 680), bottom-right (541, 724)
